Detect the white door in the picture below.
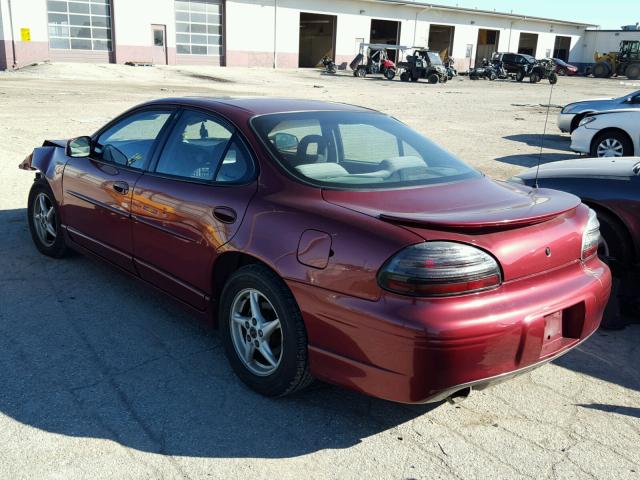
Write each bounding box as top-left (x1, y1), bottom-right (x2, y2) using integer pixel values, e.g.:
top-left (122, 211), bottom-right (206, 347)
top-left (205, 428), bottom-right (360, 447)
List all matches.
top-left (151, 25), bottom-right (167, 65)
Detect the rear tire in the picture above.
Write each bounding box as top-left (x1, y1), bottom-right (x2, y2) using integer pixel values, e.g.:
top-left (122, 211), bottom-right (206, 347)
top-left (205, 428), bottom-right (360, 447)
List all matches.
top-left (27, 180), bottom-right (67, 258)
top-left (410, 74), bottom-right (419, 82)
top-left (400, 71), bottom-right (409, 82)
top-left (219, 264), bottom-right (313, 397)
top-left (355, 67), bottom-right (366, 78)
top-left (529, 72), bottom-right (540, 83)
top-left (590, 131), bottom-right (633, 158)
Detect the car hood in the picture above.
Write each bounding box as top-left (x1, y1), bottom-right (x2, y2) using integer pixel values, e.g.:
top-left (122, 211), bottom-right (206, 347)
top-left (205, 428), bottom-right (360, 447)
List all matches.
top-left (564, 98), bottom-right (619, 110)
top-left (322, 176), bottom-right (581, 230)
top-left (516, 157), bottom-right (640, 180)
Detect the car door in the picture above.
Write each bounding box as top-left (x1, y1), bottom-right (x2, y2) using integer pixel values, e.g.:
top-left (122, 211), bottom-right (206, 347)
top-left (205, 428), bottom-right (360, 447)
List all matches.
top-left (63, 107), bottom-right (175, 272)
top-left (130, 108), bottom-right (258, 310)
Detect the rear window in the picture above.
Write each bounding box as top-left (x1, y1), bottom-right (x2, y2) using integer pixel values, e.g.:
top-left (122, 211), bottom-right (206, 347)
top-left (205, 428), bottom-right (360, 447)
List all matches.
top-left (252, 111), bottom-right (479, 189)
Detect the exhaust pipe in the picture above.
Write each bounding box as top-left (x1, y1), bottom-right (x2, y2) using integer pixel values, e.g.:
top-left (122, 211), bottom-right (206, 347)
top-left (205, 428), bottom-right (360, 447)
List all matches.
top-left (447, 387), bottom-right (472, 404)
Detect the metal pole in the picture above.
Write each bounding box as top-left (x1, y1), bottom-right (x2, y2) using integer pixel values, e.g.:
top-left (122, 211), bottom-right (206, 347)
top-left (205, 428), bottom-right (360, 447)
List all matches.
top-left (273, 0), bottom-right (277, 68)
top-left (7, 0), bottom-right (18, 68)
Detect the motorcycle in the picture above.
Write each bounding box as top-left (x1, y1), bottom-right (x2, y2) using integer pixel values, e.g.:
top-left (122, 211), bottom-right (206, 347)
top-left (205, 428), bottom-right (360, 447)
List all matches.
top-left (321, 56), bottom-right (337, 74)
top-left (444, 57), bottom-right (458, 80)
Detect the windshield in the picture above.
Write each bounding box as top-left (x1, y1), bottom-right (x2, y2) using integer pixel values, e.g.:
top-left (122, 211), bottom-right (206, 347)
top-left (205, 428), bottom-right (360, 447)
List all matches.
top-left (426, 52), bottom-right (443, 65)
top-left (252, 111), bottom-right (480, 189)
top-left (522, 54), bottom-right (536, 63)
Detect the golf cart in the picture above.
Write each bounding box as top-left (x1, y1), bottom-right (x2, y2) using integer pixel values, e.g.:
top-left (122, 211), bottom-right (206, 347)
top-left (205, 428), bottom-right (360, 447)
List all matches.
top-left (349, 43), bottom-right (404, 80)
top-left (397, 49), bottom-right (448, 83)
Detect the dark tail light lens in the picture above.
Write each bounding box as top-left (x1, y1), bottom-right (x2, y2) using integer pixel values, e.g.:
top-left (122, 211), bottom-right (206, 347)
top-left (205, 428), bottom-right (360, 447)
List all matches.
top-left (377, 241), bottom-right (502, 297)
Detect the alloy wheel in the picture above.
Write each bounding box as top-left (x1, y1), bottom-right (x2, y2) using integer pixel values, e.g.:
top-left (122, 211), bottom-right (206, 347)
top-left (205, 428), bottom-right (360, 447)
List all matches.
top-left (33, 192), bottom-right (57, 247)
top-left (229, 288), bottom-right (283, 376)
top-left (596, 138), bottom-right (624, 157)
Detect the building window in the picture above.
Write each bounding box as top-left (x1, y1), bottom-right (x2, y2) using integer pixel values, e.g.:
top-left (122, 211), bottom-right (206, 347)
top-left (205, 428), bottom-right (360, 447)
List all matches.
top-left (175, 0), bottom-right (222, 56)
top-left (47, 0), bottom-right (112, 51)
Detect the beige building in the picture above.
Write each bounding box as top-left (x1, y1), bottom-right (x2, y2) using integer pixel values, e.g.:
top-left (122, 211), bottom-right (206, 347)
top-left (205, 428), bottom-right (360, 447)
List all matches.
top-left (0, 0), bottom-right (601, 71)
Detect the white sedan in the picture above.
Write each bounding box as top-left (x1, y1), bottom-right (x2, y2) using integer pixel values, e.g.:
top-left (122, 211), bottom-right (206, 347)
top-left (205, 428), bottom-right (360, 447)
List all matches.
top-left (571, 109), bottom-right (640, 157)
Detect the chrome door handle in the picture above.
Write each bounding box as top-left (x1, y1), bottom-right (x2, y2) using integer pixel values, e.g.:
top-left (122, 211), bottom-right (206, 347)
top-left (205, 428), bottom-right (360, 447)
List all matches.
top-left (213, 206), bottom-right (237, 224)
top-left (112, 181), bottom-right (129, 195)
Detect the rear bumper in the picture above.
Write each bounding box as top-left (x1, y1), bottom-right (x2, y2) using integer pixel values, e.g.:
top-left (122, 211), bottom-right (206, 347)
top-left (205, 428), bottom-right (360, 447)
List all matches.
top-left (289, 258), bottom-right (611, 403)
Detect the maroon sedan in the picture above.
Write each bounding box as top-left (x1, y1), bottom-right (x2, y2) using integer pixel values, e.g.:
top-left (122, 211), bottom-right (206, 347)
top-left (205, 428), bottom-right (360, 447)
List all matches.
top-left (20, 98), bottom-right (611, 403)
top-left (554, 58), bottom-right (579, 76)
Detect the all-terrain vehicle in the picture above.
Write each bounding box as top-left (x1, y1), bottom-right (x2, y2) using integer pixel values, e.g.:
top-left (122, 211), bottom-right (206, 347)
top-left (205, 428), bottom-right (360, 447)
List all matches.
top-left (398, 49), bottom-right (448, 83)
top-left (469, 58), bottom-right (498, 80)
top-left (349, 43), bottom-right (399, 80)
top-left (514, 58), bottom-right (558, 84)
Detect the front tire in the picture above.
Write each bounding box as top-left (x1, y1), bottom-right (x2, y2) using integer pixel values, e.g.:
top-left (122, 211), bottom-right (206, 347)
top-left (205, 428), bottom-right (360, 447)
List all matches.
top-left (515, 69), bottom-right (525, 82)
top-left (427, 73), bottom-right (439, 84)
top-left (219, 264), bottom-right (313, 397)
top-left (549, 72), bottom-right (558, 85)
top-left (28, 180), bottom-right (67, 258)
top-left (590, 131), bottom-right (633, 158)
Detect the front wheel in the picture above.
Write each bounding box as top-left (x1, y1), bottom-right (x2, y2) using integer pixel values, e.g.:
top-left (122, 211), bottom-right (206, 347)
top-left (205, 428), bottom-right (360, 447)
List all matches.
top-left (355, 67), bottom-right (366, 78)
top-left (591, 131), bottom-right (633, 158)
top-left (28, 180), bottom-right (67, 258)
top-left (400, 71), bottom-right (409, 82)
top-left (427, 73), bottom-right (439, 84)
top-left (219, 264), bottom-right (313, 397)
top-left (549, 72), bottom-right (558, 85)
top-left (529, 72), bottom-right (540, 83)
top-left (515, 70), bottom-right (525, 82)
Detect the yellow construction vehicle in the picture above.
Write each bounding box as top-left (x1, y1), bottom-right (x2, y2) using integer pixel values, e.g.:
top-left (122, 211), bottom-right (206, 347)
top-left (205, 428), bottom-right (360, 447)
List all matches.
top-left (593, 40), bottom-right (640, 79)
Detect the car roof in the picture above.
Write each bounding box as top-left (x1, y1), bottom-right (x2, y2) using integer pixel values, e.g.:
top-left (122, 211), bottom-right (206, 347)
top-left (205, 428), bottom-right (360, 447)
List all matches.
top-left (142, 97), bottom-right (376, 117)
top-left (518, 157), bottom-right (640, 179)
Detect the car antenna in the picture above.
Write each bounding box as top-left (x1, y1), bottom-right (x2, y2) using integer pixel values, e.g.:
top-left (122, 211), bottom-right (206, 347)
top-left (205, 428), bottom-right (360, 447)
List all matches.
top-left (534, 82), bottom-right (555, 189)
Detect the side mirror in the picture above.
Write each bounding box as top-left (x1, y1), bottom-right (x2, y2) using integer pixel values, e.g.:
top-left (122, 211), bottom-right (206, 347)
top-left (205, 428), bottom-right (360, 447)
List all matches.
top-left (66, 136), bottom-right (92, 157)
top-left (272, 132), bottom-right (299, 152)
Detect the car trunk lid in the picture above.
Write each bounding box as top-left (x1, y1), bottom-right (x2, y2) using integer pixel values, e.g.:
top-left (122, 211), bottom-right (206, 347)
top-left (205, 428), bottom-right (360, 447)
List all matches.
top-left (323, 177), bottom-right (586, 281)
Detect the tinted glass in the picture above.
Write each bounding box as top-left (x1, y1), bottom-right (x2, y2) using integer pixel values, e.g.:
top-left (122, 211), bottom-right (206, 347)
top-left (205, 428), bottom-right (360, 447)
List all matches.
top-left (155, 110), bottom-right (233, 181)
top-left (95, 110), bottom-right (172, 169)
top-left (253, 111), bottom-right (479, 189)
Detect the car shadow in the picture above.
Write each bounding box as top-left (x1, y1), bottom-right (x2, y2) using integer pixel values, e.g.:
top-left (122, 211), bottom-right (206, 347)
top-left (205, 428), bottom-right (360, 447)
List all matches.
top-left (504, 133), bottom-right (572, 152)
top-left (577, 404), bottom-right (640, 419)
top-left (554, 326), bottom-right (640, 394)
top-left (494, 152), bottom-right (578, 168)
top-left (0, 208), bottom-right (439, 459)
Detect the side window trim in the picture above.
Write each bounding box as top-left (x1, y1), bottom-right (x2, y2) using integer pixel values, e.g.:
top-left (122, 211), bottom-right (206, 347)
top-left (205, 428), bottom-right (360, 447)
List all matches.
top-left (89, 106), bottom-right (178, 172)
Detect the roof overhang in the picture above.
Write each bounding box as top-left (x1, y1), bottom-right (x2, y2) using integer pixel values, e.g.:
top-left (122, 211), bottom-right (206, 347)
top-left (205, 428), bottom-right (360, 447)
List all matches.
top-left (367, 0), bottom-right (598, 28)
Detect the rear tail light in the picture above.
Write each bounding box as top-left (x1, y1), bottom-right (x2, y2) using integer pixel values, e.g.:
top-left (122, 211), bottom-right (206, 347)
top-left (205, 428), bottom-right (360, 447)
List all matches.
top-left (377, 241), bottom-right (502, 297)
top-left (581, 209), bottom-right (600, 260)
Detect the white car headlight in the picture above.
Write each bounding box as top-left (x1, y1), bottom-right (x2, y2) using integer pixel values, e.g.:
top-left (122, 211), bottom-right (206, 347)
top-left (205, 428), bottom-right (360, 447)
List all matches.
top-left (578, 116), bottom-right (597, 128)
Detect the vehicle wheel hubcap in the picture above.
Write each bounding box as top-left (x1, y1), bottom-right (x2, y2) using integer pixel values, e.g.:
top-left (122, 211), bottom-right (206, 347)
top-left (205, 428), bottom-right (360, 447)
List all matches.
top-left (230, 288), bottom-right (283, 376)
top-left (597, 138), bottom-right (624, 157)
top-left (33, 192), bottom-right (57, 247)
